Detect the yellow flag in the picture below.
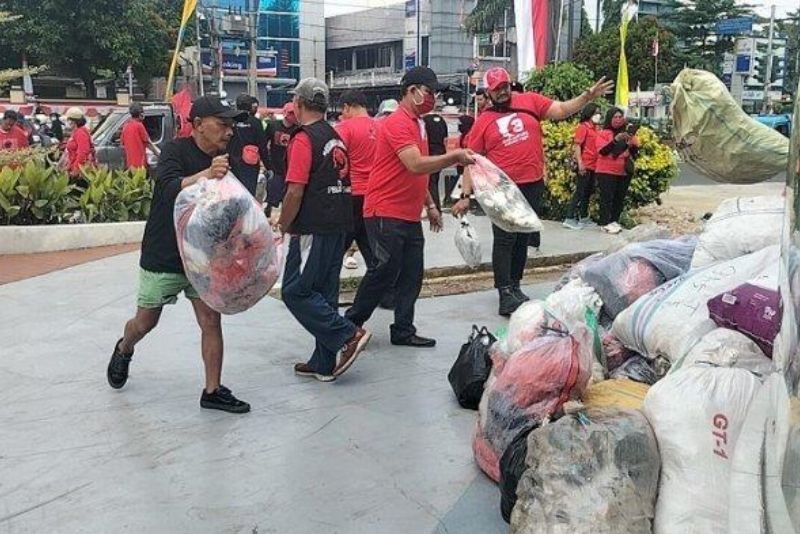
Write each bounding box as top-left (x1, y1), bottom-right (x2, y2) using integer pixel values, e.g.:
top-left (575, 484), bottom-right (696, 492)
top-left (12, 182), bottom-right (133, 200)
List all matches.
top-left (166, 0), bottom-right (199, 99)
top-left (615, 1), bottom-right (638, 109)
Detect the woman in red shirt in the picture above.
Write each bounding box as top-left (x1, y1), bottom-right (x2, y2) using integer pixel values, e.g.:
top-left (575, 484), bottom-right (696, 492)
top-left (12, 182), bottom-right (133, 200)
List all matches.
top-left (64, 107), bottom-right (96, 180)
top-left (563, 103), bottom-right (601, 230)
top-left (594, 107), bottom-right (639, 234)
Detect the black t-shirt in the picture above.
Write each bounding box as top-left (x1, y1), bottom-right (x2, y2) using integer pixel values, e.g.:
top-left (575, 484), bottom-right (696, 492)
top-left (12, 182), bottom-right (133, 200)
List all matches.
top-left (140, 137), bottom-right (213, 274)
top-left (265, 120), bottom-right (297, 177)
top-left (423, 114), bottom-right (449, 156)
top-left (228, 115), bottom-right (269, 195)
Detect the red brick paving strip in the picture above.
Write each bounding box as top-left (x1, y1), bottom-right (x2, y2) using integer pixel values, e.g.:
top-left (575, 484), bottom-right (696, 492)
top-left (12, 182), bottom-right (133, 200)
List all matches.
top-left (0, 243), bottom-right (139, 285)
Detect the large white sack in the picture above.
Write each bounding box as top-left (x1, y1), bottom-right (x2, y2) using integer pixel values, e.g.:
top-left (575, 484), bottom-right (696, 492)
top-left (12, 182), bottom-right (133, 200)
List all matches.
top-left (785, 399), bottom-right (800, 532)
top-left (692, 196), bottom-right (784, 268)
top-left (544, 278), bottom-right (603, 330)
top-left (672, 327), bottom-right (775, 376)
top-left (727, 373), bottom-right (793, 534)
top-left (643, 361), bottom-right (764, 534)
top-left (612, 245), bottom-right (779, 363)
top-left (669, 68), bottom-right (789, 184)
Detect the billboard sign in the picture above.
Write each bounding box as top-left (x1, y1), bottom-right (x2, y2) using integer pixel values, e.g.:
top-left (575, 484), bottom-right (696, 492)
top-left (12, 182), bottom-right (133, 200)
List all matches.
top-left (715, 17), bottom-right (753, 35)
top-left (201, 51), bottom-right (277, 77)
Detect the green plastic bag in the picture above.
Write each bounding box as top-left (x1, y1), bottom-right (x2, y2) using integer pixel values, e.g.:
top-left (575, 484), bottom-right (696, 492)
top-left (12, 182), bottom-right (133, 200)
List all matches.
top-left (669, 69), bottom-right (789, 184)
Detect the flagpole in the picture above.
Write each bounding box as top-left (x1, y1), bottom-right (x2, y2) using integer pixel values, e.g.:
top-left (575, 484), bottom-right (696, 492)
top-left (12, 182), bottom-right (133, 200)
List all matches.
top-left (166, 0), bottom-right (199, 100)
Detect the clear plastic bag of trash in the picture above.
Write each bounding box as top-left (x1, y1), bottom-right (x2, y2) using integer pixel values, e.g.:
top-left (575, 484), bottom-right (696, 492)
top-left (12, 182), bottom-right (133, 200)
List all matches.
top-left (506, 300), bottom-right (565, 354)
top-left (511, 408), bottom-right (661, 534)
top-left (454, 216), bottom-right (482, 268)
top-left (469, 154), bottom-right (543, 233)
top-left (474, 324), bottom-right (593, 482)
top-left (175, 173), bottom-right (282, 314)
top-left (582, 236), bottom-right (697, 319)
top-left (668, 68), bottom-right (789, 184)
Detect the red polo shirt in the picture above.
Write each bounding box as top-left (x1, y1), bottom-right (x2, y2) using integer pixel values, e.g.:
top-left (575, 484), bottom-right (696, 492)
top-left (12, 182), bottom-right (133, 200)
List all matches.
top-left (335, 115), bottom-right (376, 196)
top-left (466, 91), bottom-right (553, 184)
top-left (574, 120), bottom-right (599, 171)
top-left (121, 119), bottom-right (150, 169)
top-left (364, 104), bottom-right (429, 222)
top-left (0, 125), bottom-right (29, 150)
top-left (594, 129), bottom-right (638, 177)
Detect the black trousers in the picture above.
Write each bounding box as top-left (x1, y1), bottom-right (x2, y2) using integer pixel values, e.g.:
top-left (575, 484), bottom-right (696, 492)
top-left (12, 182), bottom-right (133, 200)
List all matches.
top-left (492, 180), bottom-right (545, 288)
top-left (428, 172), bottom-right (442, 211)
top-left (345, 195), bottom-right (375, 268)
top-left (597, 173), bottom-right (631, 225)
top-left (565, 170), bottom-right (596, 220)
top-left (346, 217), bottom-right (424, 340)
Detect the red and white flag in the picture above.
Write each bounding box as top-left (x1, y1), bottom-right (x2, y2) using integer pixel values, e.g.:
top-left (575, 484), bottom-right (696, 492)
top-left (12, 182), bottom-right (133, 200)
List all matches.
top-left (514, 0), bottom-right (550, 75)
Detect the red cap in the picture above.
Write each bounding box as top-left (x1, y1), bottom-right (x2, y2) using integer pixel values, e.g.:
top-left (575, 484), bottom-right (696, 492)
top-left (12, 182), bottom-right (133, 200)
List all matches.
top-left (483, 67), bottom-right (511, 91)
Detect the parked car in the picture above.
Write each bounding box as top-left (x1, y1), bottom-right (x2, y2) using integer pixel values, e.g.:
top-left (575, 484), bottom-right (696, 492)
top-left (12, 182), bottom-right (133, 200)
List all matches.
top-left (93, 103), bottom-right (176, 171)
top-left (755, 113), bottom-right (792, 137)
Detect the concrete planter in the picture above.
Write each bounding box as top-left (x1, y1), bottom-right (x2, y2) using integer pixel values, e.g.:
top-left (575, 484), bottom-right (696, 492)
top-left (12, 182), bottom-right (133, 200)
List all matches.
top-left (0, 221), bottom-right (146, 254)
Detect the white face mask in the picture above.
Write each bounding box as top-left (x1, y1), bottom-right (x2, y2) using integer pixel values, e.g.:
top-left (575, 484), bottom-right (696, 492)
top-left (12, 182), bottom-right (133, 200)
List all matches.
top-left (591, 113), bottom-right (602, 124)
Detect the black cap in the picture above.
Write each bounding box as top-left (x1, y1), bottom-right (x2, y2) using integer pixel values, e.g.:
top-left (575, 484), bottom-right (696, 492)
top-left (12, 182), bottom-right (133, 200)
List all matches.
top-left (189, 96), bottom-right (248, 122)
top-left (401, 67), bottom-right (449, 92)
top-left (235, 93), bottom-right (255, 111)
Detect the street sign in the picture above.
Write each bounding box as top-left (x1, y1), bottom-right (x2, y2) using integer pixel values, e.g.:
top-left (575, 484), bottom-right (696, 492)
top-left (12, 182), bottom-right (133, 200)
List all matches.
top-left (735, 38), bottom-right (754, 55)
top-left (736, 55), bottom-right (752, 74)
top-left (722, 53), bottom-right (735, 75)
top-left (715, 17), bottom-right (753, 35)
top-left (478, 34), bottom-right (491, 46)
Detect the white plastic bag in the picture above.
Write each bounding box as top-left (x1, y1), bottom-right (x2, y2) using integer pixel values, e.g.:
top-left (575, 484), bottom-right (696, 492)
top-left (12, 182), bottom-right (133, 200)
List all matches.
top-left (692, 196), bottom-right (784, 268)
top-left (613, 245), bottom-right (780, 363)
top-left (669, 68), bottom-right (789, 184)
top-left (673, 327), bottom-right (776, 376)
top-left (175, 173), bottom-right (282, 314)
top-left (506, 300), bottom-right (564, 354)
top-left (544, 278), bottom-right (603, 329)
top-left (643, 360), bottom-right (764, 534)
top-left (454, 216), bottom-right (482, 268)
top-left (469, 154), bottom-right (543, 233)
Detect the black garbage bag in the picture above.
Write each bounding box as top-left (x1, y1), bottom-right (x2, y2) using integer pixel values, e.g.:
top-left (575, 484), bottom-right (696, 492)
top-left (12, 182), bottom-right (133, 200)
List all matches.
top-left (448, 325), bottom-right (496, 409)
top-left (610, 355), bottom-right (659, 385)
top-left (499, 425), bottom-right (539, 523)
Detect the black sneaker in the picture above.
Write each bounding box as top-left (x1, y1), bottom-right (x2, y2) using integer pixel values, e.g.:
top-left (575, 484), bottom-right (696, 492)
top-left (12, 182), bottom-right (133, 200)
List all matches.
top-left (200, 385), bottom-right (251, 414)
top-left (107, 338), bottom-right (133, 389)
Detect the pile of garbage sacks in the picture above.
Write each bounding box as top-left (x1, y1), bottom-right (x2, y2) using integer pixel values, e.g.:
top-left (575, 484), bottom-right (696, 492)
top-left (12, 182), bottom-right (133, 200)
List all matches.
top-left (448, 195), bottom-right (800, 533)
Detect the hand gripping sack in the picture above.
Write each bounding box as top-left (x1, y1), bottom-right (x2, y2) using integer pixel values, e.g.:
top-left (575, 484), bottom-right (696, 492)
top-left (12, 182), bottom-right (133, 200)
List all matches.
top-left (454, 216), bottom-right (483, 268)
top-left (175, 173), bottom-right (282, 314)
top-left (473, 325), bottom-right (593, 482)
top-left (612, 245), bottom-right (780, 363)
top-left (448, 325), bottom-right (496, 409)
top-left (469, 154), bottom-right (543, 233)
top-left (510, 408), bottom-right (660, 534)
top-left (669, 69), bottom-right (789, 184)
top-left (642, 358), bottom-right (764, 534)
top-left (692, 196), bottom-right (784, 268)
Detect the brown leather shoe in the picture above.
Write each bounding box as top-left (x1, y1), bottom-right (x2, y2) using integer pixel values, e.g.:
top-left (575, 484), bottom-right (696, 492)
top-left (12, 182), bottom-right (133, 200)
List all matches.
top-left (294, 363), bottom-right (336, 382)
top-left (334, 327), bottom-right (372, 377)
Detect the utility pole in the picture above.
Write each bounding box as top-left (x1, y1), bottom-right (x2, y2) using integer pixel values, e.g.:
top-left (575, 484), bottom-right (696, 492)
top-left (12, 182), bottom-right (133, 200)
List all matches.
top-left (503, 8), bottom-right (508, 59)
top-left (762, 4), bottom-right (776, 114)
top-left (195, 10), bottom-right (205, 96)
top-left (248, 0), bottom-right (259, 97)
top-left (595, 0), bottom-right (601, 32)
top-left (416, 0), bottom-right (422, 66)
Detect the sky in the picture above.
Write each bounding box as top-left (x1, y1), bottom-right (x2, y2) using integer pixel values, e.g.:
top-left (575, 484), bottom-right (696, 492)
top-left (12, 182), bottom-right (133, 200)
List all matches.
top-left (324, 0), bottom-right (798, 23)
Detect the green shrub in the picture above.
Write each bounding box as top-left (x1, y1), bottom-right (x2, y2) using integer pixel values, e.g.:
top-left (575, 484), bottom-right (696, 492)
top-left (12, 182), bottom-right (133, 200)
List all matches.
top-left (0, 163), bottom-right (153, 225)
top-left (0, 161), bottom-right (76, 225)
top-left (541, 121), bottom-right (678, 221)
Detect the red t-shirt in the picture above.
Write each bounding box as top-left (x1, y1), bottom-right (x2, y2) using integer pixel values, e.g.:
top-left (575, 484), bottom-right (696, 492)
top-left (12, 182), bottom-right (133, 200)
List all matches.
top-left (594, 129), bottom-right (638, 176)
top-left (466, 92), bottom-right (553, 183)
top-left (121, 119), bottom-right (150, 169)
top-left (335, 115), bottom-right (376, 196)
top-left (66, 126), bottom-right (96, 175)
top-left (285, 131), bottom-right (313, 186)
top-left (574, 120), bottom-right (598, 171)
top-left (364, 104), bottom-right (430, 222)
top-left (0, 125), bottom-right (29, 150)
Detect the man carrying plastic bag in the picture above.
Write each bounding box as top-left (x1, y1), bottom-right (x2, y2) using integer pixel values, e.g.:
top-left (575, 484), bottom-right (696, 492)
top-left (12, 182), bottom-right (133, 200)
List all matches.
top-left (275, 78), bottom-right (372, 382)
top-left (106, 96), bottom-right (252, 414)
top-left (453, 67), bottom-right (613, 316)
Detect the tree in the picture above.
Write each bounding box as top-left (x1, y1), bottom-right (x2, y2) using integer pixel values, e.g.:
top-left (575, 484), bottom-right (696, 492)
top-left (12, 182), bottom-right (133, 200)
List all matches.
top-left (601, 0), bottom-right (625, 31)
top-left (574, 16), bottom-right (681, 90)
top-left (662, 0), bottom-right (753, 76)
top-left (580, 2), bottom-right (594, 38)
top-left (464, 0), bottom-right (509, 35)
top-left (0, 0), bottom-right (185, 97)
top-left (0, 10), bottom-right (45, 88)
top-left (778, 8), bottom-right (800, 96)
top-left (524, 61), bottom-right (595, 100)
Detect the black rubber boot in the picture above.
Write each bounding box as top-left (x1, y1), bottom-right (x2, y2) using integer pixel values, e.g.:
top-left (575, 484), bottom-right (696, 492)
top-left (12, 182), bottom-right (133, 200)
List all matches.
top-left (512, 283), bottom-right (530, 303)
top-left (498, 287), bottom-right (523, 317)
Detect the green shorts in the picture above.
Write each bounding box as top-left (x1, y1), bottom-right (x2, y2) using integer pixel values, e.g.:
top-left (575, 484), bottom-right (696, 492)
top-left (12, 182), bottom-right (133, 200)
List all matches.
top-left (137, 268), bottom-right (200, 308)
